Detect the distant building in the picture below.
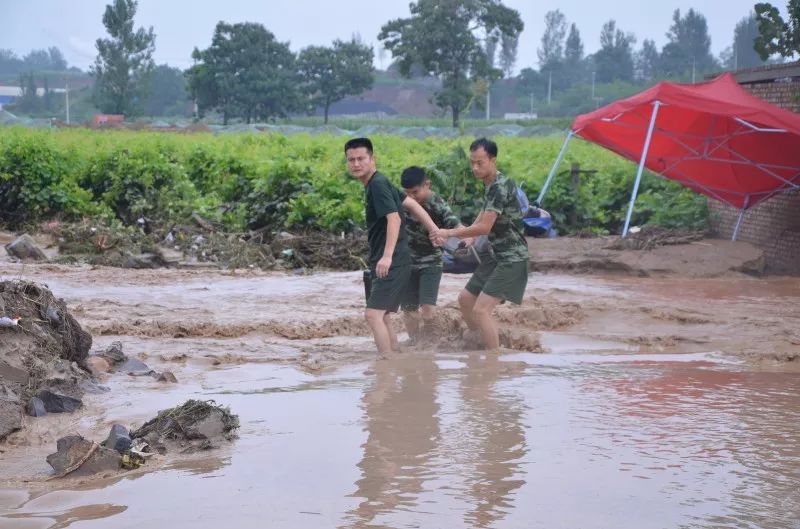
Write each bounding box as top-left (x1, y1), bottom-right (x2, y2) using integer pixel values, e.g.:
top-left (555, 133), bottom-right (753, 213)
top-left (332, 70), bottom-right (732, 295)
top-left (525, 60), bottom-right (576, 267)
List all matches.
top-left (504, 112), bottom-right (538, 120)
top-left (0, 85), bottom-right (66, 109)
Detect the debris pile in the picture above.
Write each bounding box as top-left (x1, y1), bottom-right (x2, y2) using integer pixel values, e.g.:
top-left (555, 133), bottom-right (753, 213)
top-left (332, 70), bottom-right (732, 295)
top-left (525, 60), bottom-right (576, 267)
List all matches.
top-left (0, 280), bottom-right (92, 441)
top-left (605, 227), bottom-right (706, 251)
top-left (45, 400), bottom-right (239, 478)
top-left (131, 400), bottom-right (240, 453)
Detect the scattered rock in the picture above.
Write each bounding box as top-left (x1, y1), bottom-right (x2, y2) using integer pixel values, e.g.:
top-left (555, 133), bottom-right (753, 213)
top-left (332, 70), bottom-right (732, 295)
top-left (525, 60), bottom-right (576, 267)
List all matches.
top-left (96, 341), bottom-right (126, 366)
top-left (132, 400), bottom-right (239, 453)
top-left (155, 371), bottom-right (177, 383)
top-left (46, 434), bottom-right (121, 478)
top-left (0, 385), bottom-right (22, 441)
top-left (85, 356), bottom-right (112, 377)
top-left (119, 357), bottom-right (155, 376)
top-left (37, 390), bottom-right (83, 413)
top-left (26, 397), bottom-right (47, 417)
top-left (103, 424), bottom-right (132, 454)
top-left (122, 252), bottom-right (163, 269)
top-left (5, 234), bottom-right (47, 261)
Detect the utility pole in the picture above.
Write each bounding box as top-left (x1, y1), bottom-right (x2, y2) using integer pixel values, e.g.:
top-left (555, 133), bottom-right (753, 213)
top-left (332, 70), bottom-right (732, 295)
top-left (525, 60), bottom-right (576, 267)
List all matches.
top-left (547, 71), bottom-right (552, 105)
top-left (691, 56), bottom-right (696, 83)
top-left (530, 92), bottom-right (534, 114)
top-left (734, 47), bottom-right (738, 70)
top-left (591, 71), bottom-right (596, 99)
top-left (486, 83), bottom-right (491, 120)
top-left (64, 77), bottom-right (70, 124)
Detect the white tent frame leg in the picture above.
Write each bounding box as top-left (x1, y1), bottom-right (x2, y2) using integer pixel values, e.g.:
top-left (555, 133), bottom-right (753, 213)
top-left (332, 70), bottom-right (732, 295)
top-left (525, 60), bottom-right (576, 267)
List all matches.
top-left (536, 131), bottom-right (574, 206)
top-left (622, 101), bottom-right (662, 237)
top-left (731, 195), bottom-right (750, 241)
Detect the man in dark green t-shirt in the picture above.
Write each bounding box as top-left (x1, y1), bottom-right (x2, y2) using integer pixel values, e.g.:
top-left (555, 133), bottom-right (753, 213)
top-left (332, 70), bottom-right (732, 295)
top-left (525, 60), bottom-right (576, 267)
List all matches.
top-left (430, 138), bottom-right (530, 352)
top-left (345, 138), bottom-right (438, 357)
top-left (400, 166), bottom-right (470, 343)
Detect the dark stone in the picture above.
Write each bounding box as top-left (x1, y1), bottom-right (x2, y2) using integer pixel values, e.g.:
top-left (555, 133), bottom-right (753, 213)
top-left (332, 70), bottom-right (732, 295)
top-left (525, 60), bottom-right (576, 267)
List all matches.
top-left (26, 397), bottom-right (47, 417)
top-left (37, 390), bottom-right (83, 413)
top-left (5, 234), bottom-right (46, 261)
top-left (119, 357), bottom-right (154, 376)
top-left (104, 424), bottom-right (132, 453)
top-left (97, 341), bottom-right (126, 366)
top-left (47, 434), bottom-right (121, 477)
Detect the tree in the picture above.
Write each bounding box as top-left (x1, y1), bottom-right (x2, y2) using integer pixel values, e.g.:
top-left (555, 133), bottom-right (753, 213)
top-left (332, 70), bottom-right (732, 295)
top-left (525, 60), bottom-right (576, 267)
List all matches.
top-left (42, 77), bottom-right (56, 113)
top-left (499, 33), bottom-right (519, 78)
top-left (594, 20), bottom-right (636, 83)
top-left (16, 72), bottom-right (41, 113)
top-left (538, 10), bottom-right (567, 71)
top-left (636, 39), bottom-right (661, 80)
top-left (0, 49), bottom-right (22, 75)
top-left (187, 22), bottom-right (301, 124)
top-left (379, 0), bottom-right (524, 127)
top-left (47, 47), bottom-right (68, 71)
top-left (563, 23), bottom-right (585, 86)
top-left (91, 0), bottom-right (156, 116)
top-left (297, 38), bottom-right (374, 124)
top-left (660, 9), bottom-right (717, 78)
top-left (722, 14), bottom-right (769, 69)
top-left (144, 64), bottom-right (189, 116)
top-left (754, 1), bottom-right (800, 59)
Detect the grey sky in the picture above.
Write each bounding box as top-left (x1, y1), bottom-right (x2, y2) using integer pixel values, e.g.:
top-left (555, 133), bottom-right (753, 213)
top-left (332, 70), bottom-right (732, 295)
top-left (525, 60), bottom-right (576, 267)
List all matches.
top-left (2, 0), bottom-right (765, 72)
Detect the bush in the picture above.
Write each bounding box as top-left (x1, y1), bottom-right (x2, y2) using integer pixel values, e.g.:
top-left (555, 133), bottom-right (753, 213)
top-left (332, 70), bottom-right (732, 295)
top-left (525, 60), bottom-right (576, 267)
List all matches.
top-left (0, 130), bottom-right (101, 225)
top-left (0, 127), bottom-right (709, 235)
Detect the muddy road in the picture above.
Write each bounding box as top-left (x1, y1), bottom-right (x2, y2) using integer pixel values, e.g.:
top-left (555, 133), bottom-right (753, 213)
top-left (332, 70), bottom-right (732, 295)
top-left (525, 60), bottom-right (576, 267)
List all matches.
top-left (0, 263), bottom-right (799, 529)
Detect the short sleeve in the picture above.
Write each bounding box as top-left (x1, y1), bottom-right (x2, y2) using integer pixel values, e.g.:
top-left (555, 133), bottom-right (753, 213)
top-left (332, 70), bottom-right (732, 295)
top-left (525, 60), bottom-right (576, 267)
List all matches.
top-left (483, 181), bottom-right (505, 215)
top-left (434, 196), bottom-right (461, 229)
top-left (370, 178), bottom-right (401, 219)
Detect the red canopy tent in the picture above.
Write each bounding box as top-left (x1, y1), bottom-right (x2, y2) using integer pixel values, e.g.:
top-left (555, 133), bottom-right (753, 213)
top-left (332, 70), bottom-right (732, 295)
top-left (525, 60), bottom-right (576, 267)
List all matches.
top-left (537, 73), bottom-right (800, 239)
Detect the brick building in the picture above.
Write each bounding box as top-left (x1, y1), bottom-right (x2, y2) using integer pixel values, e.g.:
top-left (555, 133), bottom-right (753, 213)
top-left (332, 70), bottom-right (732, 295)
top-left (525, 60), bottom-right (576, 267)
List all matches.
top-left (708, 62), bottom-right (800, 274)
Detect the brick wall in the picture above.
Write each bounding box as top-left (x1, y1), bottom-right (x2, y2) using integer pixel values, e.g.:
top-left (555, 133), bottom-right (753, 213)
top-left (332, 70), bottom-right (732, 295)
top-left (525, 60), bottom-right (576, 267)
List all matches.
top-left (708, 66), bottom-right (800, 274)
top-left (709, 190), bottom-right (800, 274)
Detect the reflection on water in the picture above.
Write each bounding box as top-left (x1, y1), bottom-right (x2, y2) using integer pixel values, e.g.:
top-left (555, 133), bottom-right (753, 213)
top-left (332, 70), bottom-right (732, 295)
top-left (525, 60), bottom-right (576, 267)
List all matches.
top-left (346, 353), bottom-right (440, 527)
top-left (457, 355), bottom-right (527, 529)
top-left (2, 349), bottom-right (799, 529)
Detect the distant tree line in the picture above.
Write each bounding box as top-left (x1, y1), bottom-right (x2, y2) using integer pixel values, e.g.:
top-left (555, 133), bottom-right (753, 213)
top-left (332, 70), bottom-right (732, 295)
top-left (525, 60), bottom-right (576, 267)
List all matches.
top-left (7, 0), bottom-right (800, 124)
top-left (0, 47), bottom-right (73, 75)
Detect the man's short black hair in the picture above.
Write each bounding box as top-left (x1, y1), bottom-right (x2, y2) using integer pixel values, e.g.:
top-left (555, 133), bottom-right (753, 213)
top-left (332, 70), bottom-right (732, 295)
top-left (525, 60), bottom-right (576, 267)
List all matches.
top-left (400, 166), bottom-right (428, 189)
top-left (344, 137), bottom-right (373, 155)
top-left (469, 137), bottom-right (498, 158)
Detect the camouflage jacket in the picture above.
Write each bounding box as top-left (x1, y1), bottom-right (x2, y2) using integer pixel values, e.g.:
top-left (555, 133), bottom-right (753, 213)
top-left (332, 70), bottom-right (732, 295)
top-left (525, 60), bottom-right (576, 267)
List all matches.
top-left (405, 192), bottom-right (461, 267)
top-left (482, 171), bottom-right (529, 263)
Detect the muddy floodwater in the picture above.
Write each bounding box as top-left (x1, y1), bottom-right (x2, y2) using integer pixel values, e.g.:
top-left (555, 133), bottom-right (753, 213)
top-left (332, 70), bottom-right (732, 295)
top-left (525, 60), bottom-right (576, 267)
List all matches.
top-left (1, 265), bottom-right (799, 529)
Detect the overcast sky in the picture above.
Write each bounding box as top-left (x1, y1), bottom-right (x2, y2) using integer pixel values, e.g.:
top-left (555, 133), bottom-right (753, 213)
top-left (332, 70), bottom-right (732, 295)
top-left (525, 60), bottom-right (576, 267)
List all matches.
top-left (2, 0), bottom-right (765, 72)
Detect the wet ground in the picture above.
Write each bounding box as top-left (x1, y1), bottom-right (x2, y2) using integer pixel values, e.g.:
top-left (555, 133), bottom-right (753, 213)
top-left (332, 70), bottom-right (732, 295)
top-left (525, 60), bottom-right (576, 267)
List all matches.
top-left (0, 264), bottom-right (799, 529)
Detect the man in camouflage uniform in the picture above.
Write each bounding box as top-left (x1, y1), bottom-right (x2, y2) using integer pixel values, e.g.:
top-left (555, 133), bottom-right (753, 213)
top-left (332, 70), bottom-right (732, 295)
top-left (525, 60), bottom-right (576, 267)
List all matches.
top-left (400, 166), bottom-right (469, 343)
top-left (430, 138), bottom-right (530, 351)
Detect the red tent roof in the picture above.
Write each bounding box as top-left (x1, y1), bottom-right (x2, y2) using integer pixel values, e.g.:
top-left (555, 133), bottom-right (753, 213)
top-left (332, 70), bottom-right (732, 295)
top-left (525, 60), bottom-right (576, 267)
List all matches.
top-left (572, 73), bottom-right (800, 209)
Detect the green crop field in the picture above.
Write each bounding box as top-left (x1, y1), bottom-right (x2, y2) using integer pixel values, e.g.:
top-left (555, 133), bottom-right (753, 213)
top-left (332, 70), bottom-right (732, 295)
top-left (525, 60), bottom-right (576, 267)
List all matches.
top-left (0, 127), bottom-right (707, 235)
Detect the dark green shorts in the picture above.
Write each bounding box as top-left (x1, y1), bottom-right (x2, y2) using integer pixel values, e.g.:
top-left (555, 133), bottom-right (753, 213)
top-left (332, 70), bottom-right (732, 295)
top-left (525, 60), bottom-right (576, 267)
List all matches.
top-left (402, 265), bottom-right (443, 312)
top-left (364, 264), bottom-right (411, 313)
top-left (464, 256), bottom-right (529, 304)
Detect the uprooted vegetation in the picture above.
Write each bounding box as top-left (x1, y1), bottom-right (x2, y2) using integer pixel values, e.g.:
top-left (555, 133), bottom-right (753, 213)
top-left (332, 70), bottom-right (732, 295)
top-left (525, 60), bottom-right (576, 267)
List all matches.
top-left (131, 400), bottom-right (240, 453)
top-left (46, 220), bottom-right (367, 271)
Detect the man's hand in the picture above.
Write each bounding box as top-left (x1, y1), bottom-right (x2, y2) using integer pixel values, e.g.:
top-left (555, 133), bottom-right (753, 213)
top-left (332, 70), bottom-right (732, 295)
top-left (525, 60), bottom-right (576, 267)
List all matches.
top-left (429, 228), bottom-right (447, 247)
top-left (376, 255), bottom-right (392, 278)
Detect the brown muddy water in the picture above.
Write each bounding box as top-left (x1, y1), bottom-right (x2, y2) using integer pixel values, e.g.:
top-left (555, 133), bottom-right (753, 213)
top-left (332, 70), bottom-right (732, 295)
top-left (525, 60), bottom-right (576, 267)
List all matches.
top-left (0, 265), bottom-right (799, 529)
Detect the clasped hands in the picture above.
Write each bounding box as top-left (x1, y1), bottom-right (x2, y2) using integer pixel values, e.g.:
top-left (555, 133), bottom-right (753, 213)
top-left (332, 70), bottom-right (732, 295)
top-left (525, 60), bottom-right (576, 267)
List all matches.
top-left (429, 228), bottom-right (475, 249)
